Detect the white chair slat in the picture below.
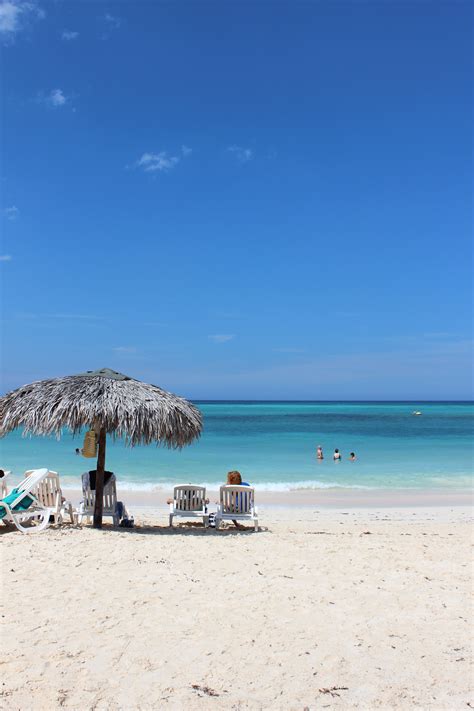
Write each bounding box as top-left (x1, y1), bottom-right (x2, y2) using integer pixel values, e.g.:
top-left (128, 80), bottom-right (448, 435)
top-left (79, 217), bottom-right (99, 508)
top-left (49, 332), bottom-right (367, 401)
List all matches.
top-left (31, 471), bottom-right (74, 525)
top-left (78, 479), bottom-right (119, 526)
top-left (216, 485), bottom-right (258, 531)
top-left (169, 485), bottom-right (208, 526)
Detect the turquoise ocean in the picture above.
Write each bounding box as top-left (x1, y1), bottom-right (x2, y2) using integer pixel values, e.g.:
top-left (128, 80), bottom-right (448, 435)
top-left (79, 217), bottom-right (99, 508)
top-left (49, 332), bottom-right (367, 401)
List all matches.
top-left (1, 402), bottom-right (473, 491)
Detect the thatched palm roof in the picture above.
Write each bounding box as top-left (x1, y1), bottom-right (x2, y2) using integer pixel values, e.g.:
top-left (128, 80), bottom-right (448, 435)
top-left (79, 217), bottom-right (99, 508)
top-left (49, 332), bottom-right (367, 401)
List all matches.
top-left (0, 368), bottom-right (202, 447)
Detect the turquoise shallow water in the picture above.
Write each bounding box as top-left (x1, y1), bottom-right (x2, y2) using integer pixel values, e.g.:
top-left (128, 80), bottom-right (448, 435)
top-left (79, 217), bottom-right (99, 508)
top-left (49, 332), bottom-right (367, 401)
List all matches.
top-left (1, 402), bottom-right (473, 491)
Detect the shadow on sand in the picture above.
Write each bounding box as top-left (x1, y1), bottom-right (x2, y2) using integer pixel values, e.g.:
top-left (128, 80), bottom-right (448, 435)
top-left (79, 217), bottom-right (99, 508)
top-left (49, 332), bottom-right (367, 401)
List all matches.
top-left (0, 521), bottom-right (269, 536)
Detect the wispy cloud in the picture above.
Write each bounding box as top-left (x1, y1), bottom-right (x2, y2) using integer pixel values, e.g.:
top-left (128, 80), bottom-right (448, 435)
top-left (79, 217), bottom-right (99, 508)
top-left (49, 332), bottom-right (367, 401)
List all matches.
top-left (48, 313), bottom-right (104, 320)
top-left (136, 152), bottom-right (180, 173)
top-left (422, 332), bottom-right (454, 340)
top-left (160, 338), bottom-right (473, 399)
top-left (0, 254), bottom-right (12, 261)
top-left (227, 145), bottom-right (253, 163)
top-left (101, 12), bottom-right (121, 39)
top-left (0, 0), bottom-right (44, 40)
top-left (113, 346), bottom-right (137, 354)
top-left (133, 146), bottom-right (192, 174)
top-left (39, 88), bottom-right (67, 108)
top-left (272, 347), bottom-right (306, 354)
top-left (104, 12), bottom-right (121, 29)
top-left (15, 312), bottom-right (104, 321)
top-left (3, 205), bottom-right (19, 220)
top-left (208, 334), bottom-right (235, 343)
top-left (61, 29), bottom-right (78, 41)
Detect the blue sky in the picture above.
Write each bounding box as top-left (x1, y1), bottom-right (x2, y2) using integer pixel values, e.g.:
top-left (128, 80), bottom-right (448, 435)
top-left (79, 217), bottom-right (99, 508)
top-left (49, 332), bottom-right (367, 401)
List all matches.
top-left (1, 0), bottom-right (472, 399)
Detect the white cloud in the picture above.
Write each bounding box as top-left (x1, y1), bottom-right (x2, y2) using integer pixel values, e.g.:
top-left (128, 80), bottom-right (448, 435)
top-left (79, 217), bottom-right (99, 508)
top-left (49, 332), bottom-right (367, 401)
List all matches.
top-left (135, 151), bottom-right (180, 173)
top-left (37, 89), bottom-right (68, 108)
top-left (0, 254), bottom-right (12, 261)
top-left (208, 334), bottom-right (235, 343)
top-left (227, 145), bottom-right (253, 163)
top-left (61, 29), bottom-right (78, 40)
top-left (0, 0), bottom-right (44, 39)
top-left (133, 146), bottom-right (192, 174)
top-left (3, 205), bottom-right (19, 220)
top-left (48, 88), bottom-right (66, 107)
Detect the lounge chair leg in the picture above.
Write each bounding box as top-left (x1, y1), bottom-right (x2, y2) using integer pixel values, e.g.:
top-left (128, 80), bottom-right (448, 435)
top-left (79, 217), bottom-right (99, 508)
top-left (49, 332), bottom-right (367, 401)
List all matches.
top-left (169, 514), bottom-right (173, 527)
top-left (14, 510), bottom-right (51, 533)
top-left (254, 520), bottom-right (258, 532)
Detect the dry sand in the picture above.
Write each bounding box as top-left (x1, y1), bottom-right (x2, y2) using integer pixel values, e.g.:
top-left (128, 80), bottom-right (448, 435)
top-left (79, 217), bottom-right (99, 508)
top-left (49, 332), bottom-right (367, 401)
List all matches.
top-left (1, 505), bottom-right (472, 710)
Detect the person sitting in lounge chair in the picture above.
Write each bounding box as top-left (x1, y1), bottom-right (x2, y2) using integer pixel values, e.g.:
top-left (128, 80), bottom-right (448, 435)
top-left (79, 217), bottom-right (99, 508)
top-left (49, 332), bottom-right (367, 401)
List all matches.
top-left (225, 470), bottom-right (250, 529)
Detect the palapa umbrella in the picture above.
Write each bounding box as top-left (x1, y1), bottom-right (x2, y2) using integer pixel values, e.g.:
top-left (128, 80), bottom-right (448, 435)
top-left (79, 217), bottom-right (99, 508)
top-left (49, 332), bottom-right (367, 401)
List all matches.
top-left (0, 368), bottom-right (203, 528)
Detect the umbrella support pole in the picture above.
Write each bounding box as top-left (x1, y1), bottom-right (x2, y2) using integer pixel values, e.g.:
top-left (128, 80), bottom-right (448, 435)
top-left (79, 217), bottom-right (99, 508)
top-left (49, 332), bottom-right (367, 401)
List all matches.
top-left (93, 427), bottom-right (106, 529)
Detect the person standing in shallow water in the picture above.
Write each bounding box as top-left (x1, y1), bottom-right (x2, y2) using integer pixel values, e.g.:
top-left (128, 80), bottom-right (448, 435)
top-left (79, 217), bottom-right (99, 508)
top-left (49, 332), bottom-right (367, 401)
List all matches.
top-left (349, 452), bottom-right (357, 461)
top-left (316, 445), bottom-right (324, 460)
top-left (333, 449), bottom-right (342, 461)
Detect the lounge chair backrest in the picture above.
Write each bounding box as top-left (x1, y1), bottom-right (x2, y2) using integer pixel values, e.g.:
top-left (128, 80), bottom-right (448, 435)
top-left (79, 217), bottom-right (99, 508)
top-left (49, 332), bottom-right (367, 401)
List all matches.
top-left (173, 485), bottom-right (206, 512)
top-left (9, 469), bottom-right (49, 509)
top-left (219, 485), bottom-right (254, 515)
top-left (31, 471), bottom-right (62, 509)
top-left (83, 478), bottom-right (117, 512)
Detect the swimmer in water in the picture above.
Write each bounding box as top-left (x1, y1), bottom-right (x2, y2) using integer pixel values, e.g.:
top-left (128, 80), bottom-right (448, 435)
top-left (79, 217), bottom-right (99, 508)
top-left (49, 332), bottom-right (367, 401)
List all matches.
top-left (349, 452), bottom-right (356, 461)
top-left (316, 445), bottom-right (324, 460)
top-left (333, 449), bottom-right (341, 461)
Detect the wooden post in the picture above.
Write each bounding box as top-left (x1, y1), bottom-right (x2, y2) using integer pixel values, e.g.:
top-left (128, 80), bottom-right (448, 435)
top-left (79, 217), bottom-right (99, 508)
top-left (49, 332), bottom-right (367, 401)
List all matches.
top-left (93, 427), bottom-right (106, 529)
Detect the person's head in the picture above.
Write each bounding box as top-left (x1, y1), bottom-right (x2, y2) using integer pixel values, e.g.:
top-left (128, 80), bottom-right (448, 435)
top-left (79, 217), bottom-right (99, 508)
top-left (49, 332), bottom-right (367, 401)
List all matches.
top-left (227, 470), bottom-right (242, 485)
top-left (350, 452), bottom-right (355, 458)
top-left (335, 449), bottom-right (339, 453)
top-left (75, 448), bottom-right (80, 453)
top-left (0, 469), bottom-right (4, 478)
top-left (317, 445), bottom-right (322, 449)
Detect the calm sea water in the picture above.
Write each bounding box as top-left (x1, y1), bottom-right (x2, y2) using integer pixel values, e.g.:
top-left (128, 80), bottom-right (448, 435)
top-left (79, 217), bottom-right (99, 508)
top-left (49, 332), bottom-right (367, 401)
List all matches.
top-left (1, 402), bottom-right (472, 491)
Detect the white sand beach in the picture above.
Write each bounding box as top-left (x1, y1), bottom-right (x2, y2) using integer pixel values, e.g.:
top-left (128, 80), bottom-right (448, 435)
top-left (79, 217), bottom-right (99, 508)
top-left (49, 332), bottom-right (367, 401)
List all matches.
top-left (1, 502), bottom-right (472, 710)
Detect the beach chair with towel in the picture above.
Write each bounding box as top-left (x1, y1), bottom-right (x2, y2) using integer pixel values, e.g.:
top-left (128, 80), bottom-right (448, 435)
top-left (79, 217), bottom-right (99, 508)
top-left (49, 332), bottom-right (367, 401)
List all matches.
top-left (77, 470), bottom-right (132, 527)
top-left (215, 485), bottom-right (259, 531)
top-left (0, 468), bottom-right (55, 533)
top-left (169, 485), bottom-right (209, 527)
top-left (26, 470), bottom-right (75, 525)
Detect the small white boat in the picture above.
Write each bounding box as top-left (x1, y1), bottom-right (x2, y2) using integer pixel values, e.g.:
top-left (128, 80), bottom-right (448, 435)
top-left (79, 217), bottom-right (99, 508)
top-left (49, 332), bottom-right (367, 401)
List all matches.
top-left (412, 411), bottom-right (422, 416)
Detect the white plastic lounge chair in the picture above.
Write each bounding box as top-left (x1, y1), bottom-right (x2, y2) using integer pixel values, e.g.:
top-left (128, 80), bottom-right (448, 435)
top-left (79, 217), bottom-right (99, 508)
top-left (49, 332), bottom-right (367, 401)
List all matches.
top-left (215, 485), bottom-right (259, 531)
top-left (27, 470), bottom-right (74, 525)
top-left (0, 468), bottom-right (55, 533)
top-left (0, 470), bottom-right (11, 498)
top-left (77, 477), bottom-right (119, 526)
top-left (169, 485), bottom-right (209, 527)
